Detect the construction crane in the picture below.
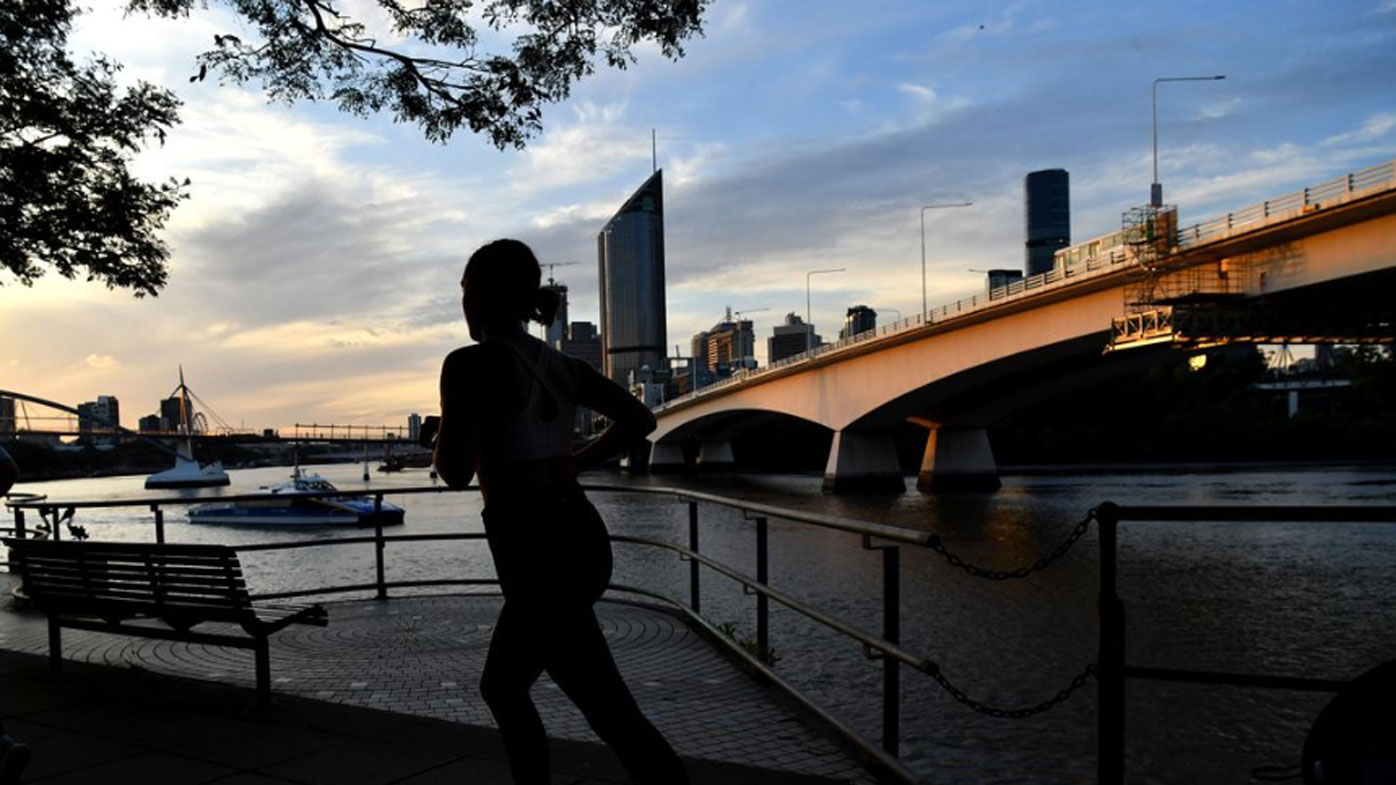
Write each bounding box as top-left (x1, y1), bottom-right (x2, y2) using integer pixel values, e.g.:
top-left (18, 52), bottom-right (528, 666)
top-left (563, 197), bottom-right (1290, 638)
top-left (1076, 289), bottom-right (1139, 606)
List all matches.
top-left (730, 306), bottom-right (769, 322)
top-left (543, 261), bottom-right (580, 285)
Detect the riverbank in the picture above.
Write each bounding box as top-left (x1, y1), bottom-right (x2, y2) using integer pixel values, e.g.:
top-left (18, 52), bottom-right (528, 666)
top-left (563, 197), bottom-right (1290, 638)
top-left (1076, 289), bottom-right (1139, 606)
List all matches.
top-left (999, 457), bottom-right (1396, 477)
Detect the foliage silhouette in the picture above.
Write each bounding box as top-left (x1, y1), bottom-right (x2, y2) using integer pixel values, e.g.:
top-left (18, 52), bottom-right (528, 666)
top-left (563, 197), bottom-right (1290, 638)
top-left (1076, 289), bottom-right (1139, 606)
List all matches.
top-left (1, 0), bottom-right (187, 296)
top-left (3, 0), bottom-right (709, 295)
top-left (132, 0), bottom-right (710, 147)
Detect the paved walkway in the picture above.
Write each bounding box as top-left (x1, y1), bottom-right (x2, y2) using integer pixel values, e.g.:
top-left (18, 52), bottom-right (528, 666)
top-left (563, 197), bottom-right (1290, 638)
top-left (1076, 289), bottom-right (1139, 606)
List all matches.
top-left (0, 587), bottom-right (881, 784)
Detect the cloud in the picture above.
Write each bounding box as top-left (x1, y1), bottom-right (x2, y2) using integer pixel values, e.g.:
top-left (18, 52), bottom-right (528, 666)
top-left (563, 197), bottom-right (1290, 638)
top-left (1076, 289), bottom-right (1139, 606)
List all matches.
top-left (1195, 97), bottom-right (1242, 121)
top-left (83, 355), bottom-right (119, 370)
top-left (510, 102), bottom-right (652, 192)
top-left (1321, 112), bottom-right (1396, 147)
top-left (894, 82), bottom-right (971, 128)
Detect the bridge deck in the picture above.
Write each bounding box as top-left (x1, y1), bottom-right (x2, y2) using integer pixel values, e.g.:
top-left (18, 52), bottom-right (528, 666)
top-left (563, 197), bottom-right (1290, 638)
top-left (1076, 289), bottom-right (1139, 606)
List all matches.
top-left (0, 583), bottom-right (876, 784)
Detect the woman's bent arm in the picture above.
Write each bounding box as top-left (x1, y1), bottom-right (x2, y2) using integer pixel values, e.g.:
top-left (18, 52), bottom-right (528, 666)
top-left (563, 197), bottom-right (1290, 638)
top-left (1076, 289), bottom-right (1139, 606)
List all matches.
top-left (433, 352), bottom-right (476, 490)
top-left (572, 363), bottom-right (656, 474)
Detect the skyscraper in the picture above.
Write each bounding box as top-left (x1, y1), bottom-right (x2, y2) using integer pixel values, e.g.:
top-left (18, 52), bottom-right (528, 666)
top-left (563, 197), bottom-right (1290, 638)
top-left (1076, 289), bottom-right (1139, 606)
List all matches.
top-left (1025, 169), bottom-right (1070, 277)
top-left (160, 396), bottom-right (184, 432)
top-left (0, 396), bottom-right (14, 439)
top-left (77, 395), bottom-right (120, 445)
top-left (597, 170), bottom-right (667, 387)
top-left (691, 309), bottom-right (755, 374)
top-left (543, 282), bottom-right (568, 348)
top-left (560, 321), bottom-right (603, 372)
top-left (769, 313), bottom-right (816, 364)
top-left (839, 305), bottom-right (877, 340)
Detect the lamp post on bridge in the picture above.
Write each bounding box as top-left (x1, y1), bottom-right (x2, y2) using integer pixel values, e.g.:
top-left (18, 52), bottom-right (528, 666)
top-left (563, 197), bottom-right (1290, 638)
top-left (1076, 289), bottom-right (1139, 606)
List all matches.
top-left (920, 202), bottom-right (973, 317)
top-left (1151, 75), bottom-right (1225, 207)
top-left (805, 268), bottom-right (845, 350)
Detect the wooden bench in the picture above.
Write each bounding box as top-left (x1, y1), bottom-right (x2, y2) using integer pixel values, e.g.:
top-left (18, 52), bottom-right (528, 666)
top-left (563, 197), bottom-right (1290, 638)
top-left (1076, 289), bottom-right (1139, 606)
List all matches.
top-left (3, 538), bottom-right (327, 705)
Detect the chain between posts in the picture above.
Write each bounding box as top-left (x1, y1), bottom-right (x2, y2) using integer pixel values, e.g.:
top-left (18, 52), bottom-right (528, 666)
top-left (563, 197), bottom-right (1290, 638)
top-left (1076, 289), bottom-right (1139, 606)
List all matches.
top-left (928, 509), bottom-right (1096, 580)
top-left (926, 661), bottom-right (1098, 718)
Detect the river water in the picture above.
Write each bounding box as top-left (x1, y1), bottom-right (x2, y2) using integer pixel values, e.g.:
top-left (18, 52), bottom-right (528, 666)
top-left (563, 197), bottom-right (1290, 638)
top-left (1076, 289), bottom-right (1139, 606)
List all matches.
top-left (7, 462), bottom-right (1396, 784)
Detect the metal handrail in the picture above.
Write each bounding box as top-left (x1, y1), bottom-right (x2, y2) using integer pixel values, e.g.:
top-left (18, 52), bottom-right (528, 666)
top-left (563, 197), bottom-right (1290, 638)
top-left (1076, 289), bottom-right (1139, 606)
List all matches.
top-left (1093, 502), bottom-right (1396, 783)
top-left (4, 482), bottom-right (934, 546)
top-left (4, 481), bottom-right (934, 783)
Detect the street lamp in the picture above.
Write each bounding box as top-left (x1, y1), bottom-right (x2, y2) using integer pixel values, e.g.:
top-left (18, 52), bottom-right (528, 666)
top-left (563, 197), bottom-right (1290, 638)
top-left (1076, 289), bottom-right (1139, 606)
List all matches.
top-left (806, 267), bottom-right (845, 350)
top-left (921, 202), bottom-right (973, 316)
top-left (1151, 75), bottom-right (1225, 207)
top-left (874, 307), bottom-right (901, 325)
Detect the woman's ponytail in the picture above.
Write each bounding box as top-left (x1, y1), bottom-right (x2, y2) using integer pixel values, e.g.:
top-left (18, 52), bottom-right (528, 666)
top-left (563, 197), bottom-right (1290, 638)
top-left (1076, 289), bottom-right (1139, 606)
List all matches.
top-left (531, 286), bottom-right (562, 328)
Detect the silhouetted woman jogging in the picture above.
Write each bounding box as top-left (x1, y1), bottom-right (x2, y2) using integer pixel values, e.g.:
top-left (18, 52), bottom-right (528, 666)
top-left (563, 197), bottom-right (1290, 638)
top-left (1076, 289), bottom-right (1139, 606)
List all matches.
top-left (434, 239), bottom-right (688, 785)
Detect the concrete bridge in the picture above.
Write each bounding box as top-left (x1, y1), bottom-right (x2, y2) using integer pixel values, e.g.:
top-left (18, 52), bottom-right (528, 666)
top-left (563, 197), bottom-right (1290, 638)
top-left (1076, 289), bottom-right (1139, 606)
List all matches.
top-left (649, 160), bottom-right (1396, 493)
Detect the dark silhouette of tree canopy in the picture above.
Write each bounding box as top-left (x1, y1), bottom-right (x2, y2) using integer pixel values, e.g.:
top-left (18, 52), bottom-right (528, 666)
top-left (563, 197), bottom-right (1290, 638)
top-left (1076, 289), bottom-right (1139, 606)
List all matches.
top-left (135, 0), bottom-right (709, 147)
top-left (2, 0), bottom-right (187, 296)
top-left (3, 0), bottom-right (709, 296)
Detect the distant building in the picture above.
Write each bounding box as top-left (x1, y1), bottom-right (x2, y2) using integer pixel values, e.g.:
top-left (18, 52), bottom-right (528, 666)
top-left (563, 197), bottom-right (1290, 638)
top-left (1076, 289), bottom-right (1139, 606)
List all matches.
top-left (1025, 168), bottom-right (1070, 277)
top-left (543, 282), bottom-right (568, 348)
top-left (769, 313), bottom-right (817, 364)
top-left (138, 414), bottom-right (162, 433)
top-left (985, 269), bottom-right (1024, 292)
top-left (559, 321), bottom-right (604, 372)
top-left (598, 170), bottom-right (667, 386)
top-left (691, 308), bottom-right (756, 379)
top-left (839, 305), bottom-right (877, 340)
top-left (408, 413), bottom-right (422, 443)
top-left (77, 395), bottom-right (120, 445)
top-left (160, 396), bottom-right (185, 432)
top-left (0, 396), bottom-right (14, 439)
top-left (629, 364), bottom-right (671, 409)
top-left (668, 357), bottom-right (695, 398)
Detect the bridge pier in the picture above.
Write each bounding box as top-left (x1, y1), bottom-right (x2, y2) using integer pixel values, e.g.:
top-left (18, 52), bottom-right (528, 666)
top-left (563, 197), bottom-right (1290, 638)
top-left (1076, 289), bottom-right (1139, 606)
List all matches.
top-left (647, 441), bottom-right (687, 474)
top-left (697, 440), bottom-right (736, 472)
top-left (917, 426), bottom-right (1001, 492)
top-left (822, 431), bottom-right (906, 494)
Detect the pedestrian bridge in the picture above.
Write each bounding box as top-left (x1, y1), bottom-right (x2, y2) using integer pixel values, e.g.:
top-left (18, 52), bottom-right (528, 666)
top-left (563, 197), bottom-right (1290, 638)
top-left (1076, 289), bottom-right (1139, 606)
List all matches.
top-left (650, 160), bottom-right (1396, 492)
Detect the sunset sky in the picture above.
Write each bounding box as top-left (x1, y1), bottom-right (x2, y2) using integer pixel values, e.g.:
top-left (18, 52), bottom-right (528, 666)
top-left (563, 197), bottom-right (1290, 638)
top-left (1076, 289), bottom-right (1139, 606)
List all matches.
top-left (3, 0), bottom-right (1394, 432)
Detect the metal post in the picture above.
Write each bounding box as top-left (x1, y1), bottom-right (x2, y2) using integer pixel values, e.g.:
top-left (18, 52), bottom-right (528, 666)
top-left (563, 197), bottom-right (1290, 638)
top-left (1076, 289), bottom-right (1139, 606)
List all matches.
top-left (1096, 502), bottom-right (1125, 784)
top-left (152, 505), bottom-right (165, 544)
top-left (48, 507), bottom-right (60, 541)
top-left (374, 494), bottom-right (387, 600)
top-left (14, 508), bottom-right (25, 540)
top-left (688, 502), bottom-right (700, 613)
top-left (882, 545), bottom-right (901, 756)
top-left (755, 516), bottom-right (768, 661)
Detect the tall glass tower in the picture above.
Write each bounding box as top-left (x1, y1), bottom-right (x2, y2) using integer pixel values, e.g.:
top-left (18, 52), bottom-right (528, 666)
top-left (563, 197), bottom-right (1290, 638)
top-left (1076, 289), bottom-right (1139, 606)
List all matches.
top-left (598, 170), bottom-right (667, 387)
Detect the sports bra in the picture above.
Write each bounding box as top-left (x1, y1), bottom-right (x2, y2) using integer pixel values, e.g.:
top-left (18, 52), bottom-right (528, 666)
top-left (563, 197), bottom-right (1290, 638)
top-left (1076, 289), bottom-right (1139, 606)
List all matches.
top-left (486, 339), bottom-right (578, 464)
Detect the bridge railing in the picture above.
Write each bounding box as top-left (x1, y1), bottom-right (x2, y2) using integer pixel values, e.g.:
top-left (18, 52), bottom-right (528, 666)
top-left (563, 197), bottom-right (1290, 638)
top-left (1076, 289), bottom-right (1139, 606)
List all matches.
top-left (1176, 158), bottom-right (1396, 248)
top-left (654, 157), bottom-right (1396, 413)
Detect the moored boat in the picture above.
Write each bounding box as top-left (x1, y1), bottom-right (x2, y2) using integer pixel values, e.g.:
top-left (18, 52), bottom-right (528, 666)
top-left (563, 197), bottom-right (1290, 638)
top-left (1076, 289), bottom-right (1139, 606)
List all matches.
top-left (146, 452), bottom-right (230, 489)
top-left (144, 367), bottom-right (230, 489)
top-left (188, 468), bottom-right (405, 526)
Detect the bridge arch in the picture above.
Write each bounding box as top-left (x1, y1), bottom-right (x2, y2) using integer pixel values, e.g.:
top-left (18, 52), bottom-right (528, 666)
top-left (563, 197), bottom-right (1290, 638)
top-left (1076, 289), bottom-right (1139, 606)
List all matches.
top-left (649, 407), bottom-right (829, 472)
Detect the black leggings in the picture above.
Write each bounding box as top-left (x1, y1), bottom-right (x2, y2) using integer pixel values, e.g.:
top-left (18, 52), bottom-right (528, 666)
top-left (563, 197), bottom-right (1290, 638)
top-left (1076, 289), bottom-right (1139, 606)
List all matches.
top-left (480, 492), bottom-right (688, 785)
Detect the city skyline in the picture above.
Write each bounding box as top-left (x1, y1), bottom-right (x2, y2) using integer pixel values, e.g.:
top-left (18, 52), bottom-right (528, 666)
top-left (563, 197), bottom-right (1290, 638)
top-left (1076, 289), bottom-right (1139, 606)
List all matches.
top-left (2, 0), bottom-right (1394, 430)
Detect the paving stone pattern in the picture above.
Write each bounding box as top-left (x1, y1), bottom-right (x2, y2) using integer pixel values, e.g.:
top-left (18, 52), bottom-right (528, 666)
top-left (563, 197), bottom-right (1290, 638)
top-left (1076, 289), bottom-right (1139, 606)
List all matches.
top-left (0, 593), bottom-right (875, 783)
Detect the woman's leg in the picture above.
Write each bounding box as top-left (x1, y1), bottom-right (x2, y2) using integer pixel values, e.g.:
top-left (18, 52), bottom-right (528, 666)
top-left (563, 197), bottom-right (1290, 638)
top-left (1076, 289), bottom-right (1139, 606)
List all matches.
top-left (544, 605), bottom-right (689, 785)
top-left (480, 600), bottom-right (551, 785)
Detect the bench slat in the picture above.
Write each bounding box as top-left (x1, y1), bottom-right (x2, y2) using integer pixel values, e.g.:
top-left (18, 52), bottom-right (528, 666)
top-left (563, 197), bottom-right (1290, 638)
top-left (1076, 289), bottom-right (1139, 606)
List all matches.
top-left (3, 537), bottom-right (328, 704)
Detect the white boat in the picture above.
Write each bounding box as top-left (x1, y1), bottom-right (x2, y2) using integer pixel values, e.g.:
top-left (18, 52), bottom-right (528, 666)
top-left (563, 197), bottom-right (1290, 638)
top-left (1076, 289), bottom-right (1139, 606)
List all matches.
top-left (146, 447), bottom-right (230, 489)
top-left (144, 367), bottom-right (230, 489)
top-left (187, 468), bottom-right (405, 527)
